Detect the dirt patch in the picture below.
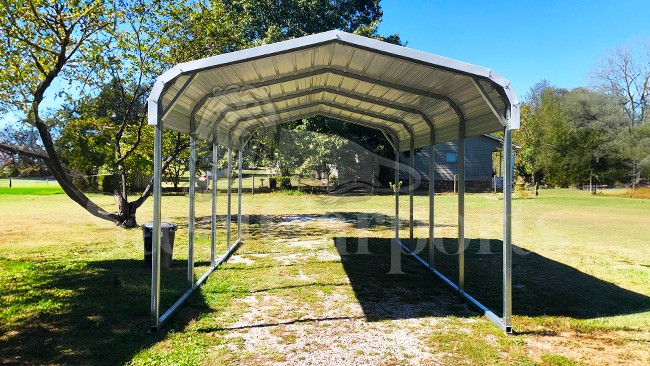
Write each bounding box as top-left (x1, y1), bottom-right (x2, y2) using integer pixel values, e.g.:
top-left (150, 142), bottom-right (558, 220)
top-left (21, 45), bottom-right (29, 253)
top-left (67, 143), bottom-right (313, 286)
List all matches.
top-left (526, 330), bottom-right (650, 365)
top-left (223, 292), bottom-right (444, 366)
top-left (228, 255), bottom-right (255, 265)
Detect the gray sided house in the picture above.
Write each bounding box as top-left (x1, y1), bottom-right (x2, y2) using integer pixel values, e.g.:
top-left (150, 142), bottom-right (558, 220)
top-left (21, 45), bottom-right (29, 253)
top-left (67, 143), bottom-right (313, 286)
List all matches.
top-left (401, 134), bottom-right (505, 191)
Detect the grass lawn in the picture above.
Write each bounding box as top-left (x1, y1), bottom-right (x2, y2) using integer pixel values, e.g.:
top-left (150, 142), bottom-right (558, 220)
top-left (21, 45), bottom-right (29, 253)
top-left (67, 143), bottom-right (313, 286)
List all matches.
top-left (0, 187), bottom-right (648, 365)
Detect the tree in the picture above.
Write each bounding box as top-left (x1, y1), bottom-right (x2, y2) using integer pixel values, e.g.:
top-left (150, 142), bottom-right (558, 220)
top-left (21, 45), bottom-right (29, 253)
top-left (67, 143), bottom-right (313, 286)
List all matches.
top-left (0, 1), bottom-right (245, 227)
top-left (55, 109), bottom-right (113, 191)
top-left (161, 134), bottom-right (191, 190)
top-left (592, 41), bottom-right (650, 128)
top-left (0, 0), bottom-right (120, 221)
top-left (562, 88), bottom-right (629, 185)
top-left (0, 0), bottom-right (402, 227)
top-left (222, 0), bottom-right (383, 42)
top-left (592, 41), bottom-right (650, 187)
top-left (515, 83), bottom-right (629, 187)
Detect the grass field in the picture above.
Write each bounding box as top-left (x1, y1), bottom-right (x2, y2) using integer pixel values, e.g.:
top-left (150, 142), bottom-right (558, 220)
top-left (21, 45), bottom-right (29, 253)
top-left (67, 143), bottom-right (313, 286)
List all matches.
top-left (0, 183), bottom-right (648, 365)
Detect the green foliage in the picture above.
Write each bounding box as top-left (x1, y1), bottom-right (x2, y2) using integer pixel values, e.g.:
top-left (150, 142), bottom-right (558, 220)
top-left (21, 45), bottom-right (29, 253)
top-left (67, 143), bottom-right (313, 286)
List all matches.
top-left (222, 0), bottom-right (384, 42)
top-left (516, 82), bottom-right (637, 187)
top-left (55, 114), bottom-right (113, 191)
top-left (514, 176), bottom-right (529, 199)
top-left (222, 0), bottom-right (400, 186)
top-left (0, 0), bottom-right (113, 115)
top-left (300, 118), bottom-right (396, 185)
top-left (279, 187), bottom-right (302, 195)
top-left (249, 124), bottom-right (389, 187)
top-left (275, 175), bottom-right (293, 189)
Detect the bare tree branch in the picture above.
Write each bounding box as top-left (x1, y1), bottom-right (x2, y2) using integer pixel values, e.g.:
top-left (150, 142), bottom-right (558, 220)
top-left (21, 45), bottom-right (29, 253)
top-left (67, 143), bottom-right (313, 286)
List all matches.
top-left (0, 142), bottom-right (50, 161)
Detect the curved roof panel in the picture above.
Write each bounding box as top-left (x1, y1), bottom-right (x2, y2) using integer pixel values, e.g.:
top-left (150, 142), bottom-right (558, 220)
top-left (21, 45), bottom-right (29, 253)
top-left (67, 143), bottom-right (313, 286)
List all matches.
top-left (148, 30), bottom-right (520, 150)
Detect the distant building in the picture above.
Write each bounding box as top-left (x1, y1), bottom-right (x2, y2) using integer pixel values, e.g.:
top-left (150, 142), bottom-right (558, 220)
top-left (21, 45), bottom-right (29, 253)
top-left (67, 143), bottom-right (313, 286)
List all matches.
top-left (313, 134), bottom-right (512, 192)
top-left (402, 134), bottom-right (511, 191)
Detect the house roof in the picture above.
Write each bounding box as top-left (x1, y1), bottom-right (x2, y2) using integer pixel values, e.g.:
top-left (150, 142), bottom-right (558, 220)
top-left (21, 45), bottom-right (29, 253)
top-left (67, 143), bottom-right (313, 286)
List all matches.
top-left (148, 30), bottom-right (520, 150)
top-left (482, 134), bottom-right (521, 149)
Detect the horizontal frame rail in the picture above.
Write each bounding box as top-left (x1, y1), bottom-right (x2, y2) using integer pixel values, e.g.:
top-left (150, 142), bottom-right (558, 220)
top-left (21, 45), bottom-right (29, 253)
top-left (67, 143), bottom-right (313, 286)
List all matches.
top-left (396, 239), bottom-right (512, 333)
top-left (151, 240), bottom-right (243, 332)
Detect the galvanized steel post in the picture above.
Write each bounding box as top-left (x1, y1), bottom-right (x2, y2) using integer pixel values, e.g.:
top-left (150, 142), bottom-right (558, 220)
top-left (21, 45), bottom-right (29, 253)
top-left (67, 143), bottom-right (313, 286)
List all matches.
top-left (150, 112), bottom-right (163, 331)
top-left (210, 142), bottom-right (218, 267)
top-left (394, 141), bottom-right (400, 241)
top-left (188, 135), bottom-right (196, 287)
top-left (409, 138), bottom-right (415, 249)
top-left (226, 145), bottom-right (233, 250)
top-left (428, 134), bottom-right (435, 267)
top-left (237, 148), bottom-right (243, 241)
top-left (458, 120), bottom-right (465, 291)
top-left (503, 124), bottom-right (514, 332)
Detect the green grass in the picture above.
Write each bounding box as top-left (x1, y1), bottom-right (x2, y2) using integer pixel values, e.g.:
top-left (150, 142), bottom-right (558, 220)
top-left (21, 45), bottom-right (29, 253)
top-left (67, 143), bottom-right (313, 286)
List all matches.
top-left (0, 188), bottom-right (649, 365)
top-left (0, 178), bottom-right (64, 195)
top-left (0, 186), bottom-right (64, 195)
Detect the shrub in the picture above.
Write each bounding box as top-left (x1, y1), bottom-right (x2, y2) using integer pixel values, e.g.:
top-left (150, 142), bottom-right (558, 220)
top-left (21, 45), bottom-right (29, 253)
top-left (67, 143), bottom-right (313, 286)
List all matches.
top-left (515, 177), bottom-right (529, 199)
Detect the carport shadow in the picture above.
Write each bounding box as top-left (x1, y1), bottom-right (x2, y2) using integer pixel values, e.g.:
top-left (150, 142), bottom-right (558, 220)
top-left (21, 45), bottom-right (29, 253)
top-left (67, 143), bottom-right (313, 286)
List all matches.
top-left (334, 237), bottom-right (650, 321)
top-left (0, 258), bottom-right (209, 365)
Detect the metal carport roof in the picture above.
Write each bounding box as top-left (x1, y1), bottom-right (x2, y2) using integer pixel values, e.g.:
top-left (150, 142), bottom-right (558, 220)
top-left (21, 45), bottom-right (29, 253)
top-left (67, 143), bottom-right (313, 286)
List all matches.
top-left (147, 30), bottom-right (519, 334)
top-left (148, 30), bottom-right (519, 149)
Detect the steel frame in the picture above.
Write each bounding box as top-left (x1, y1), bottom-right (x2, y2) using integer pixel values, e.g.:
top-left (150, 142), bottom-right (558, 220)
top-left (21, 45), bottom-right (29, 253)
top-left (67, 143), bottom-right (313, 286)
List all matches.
top-left (148, 31), bottom-right (517, 333)
top-left (150, 115), bottom-right (514, 334)
top-left (392, 114), bottom-right (514, 334)
top-left (149, 123), bottom-right (245, 332)
top-left (395, 126), bottom-right (514, 334)
top-left (151, 116), bottom-right (514, 335)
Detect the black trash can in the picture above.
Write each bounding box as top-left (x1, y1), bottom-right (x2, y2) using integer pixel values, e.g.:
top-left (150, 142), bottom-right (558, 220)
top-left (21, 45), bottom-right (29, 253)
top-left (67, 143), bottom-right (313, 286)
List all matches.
top-left (142, 222), bottom-right (177, 269)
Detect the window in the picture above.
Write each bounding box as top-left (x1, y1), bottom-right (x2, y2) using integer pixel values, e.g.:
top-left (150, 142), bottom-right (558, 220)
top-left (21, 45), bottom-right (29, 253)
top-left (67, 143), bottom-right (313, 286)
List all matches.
top-left (445, 152), bottom-right (457, 163)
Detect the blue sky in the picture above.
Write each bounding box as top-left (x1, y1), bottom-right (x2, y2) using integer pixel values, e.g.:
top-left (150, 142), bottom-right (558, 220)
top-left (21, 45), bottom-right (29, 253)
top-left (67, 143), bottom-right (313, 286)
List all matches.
top-left (377, 0), bottom-right (650, 100)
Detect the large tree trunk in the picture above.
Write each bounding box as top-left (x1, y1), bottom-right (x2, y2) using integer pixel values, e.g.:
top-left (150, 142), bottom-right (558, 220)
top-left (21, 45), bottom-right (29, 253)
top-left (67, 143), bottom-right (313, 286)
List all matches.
top-left (34, 119), bottom-right (123, 224)
top-left (112, 140), bottom-right (187, 228)
top-left (115, 190), bottom-right (137, 228)
top-left (24, 33), bottom-right (123, 226)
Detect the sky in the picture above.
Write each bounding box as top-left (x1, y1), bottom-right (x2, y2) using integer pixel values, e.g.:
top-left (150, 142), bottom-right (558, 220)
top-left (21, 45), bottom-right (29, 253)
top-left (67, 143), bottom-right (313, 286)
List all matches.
top-left (377, 0), bottom-right (650, 100)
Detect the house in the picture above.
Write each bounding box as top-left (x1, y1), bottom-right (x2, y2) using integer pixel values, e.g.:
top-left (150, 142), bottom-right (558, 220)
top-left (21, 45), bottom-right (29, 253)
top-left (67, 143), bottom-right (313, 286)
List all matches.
top-left (402, 134), bottom-right (509, 191)
top-left (311, 134), bottom-right (510, 192)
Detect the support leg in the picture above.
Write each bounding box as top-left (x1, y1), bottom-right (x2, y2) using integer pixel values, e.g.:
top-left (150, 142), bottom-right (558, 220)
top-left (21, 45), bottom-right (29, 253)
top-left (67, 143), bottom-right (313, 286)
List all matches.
top-left (211, 142), bottom-right (218, 267)
top-left (226, 146), bottom-right (233, 250)
top-left (458, 122), bottom-right (465, 291)
top-left (188, 135), bottom-right (196, 287)
top-left (151, 117), bottom-right (163, 331)
top-left (503, 125), bottom-right (513, 332)
top-left (428, 139), bottom-right (435, 267)
top-left (409, 141), bottom-right (414, 249)
top-left (394, 143), bottom-right (400, 241)
top-left (237, 148), bottom-right (243, 241)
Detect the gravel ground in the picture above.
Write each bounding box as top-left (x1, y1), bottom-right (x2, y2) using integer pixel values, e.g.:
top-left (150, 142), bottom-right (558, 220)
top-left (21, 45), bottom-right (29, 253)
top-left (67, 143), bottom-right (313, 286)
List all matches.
top-left (210, 215), bottom-right (454, 365)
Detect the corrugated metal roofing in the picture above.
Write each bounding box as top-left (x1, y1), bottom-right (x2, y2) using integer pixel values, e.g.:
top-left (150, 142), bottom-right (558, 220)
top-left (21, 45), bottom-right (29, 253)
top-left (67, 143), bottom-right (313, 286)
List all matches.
top-left (148, 30), bottom-right (520, 150)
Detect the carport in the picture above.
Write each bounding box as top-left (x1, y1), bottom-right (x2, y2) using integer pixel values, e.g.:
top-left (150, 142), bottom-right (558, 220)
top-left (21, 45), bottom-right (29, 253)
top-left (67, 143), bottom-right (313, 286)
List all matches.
top-left (147, 30), bottom-right (519, 333)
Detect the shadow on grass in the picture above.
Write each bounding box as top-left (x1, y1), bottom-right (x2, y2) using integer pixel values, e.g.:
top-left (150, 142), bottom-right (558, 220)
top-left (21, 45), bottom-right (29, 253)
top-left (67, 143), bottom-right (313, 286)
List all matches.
top-left (0, 258), bottom-right (209, 365)
top-left (335, 237), bottom-right (650, 320)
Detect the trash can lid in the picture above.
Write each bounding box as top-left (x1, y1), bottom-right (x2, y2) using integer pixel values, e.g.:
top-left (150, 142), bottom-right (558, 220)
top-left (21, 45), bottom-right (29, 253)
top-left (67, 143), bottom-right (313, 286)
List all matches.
top-left (142, 222), bottom-right (178, 230)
